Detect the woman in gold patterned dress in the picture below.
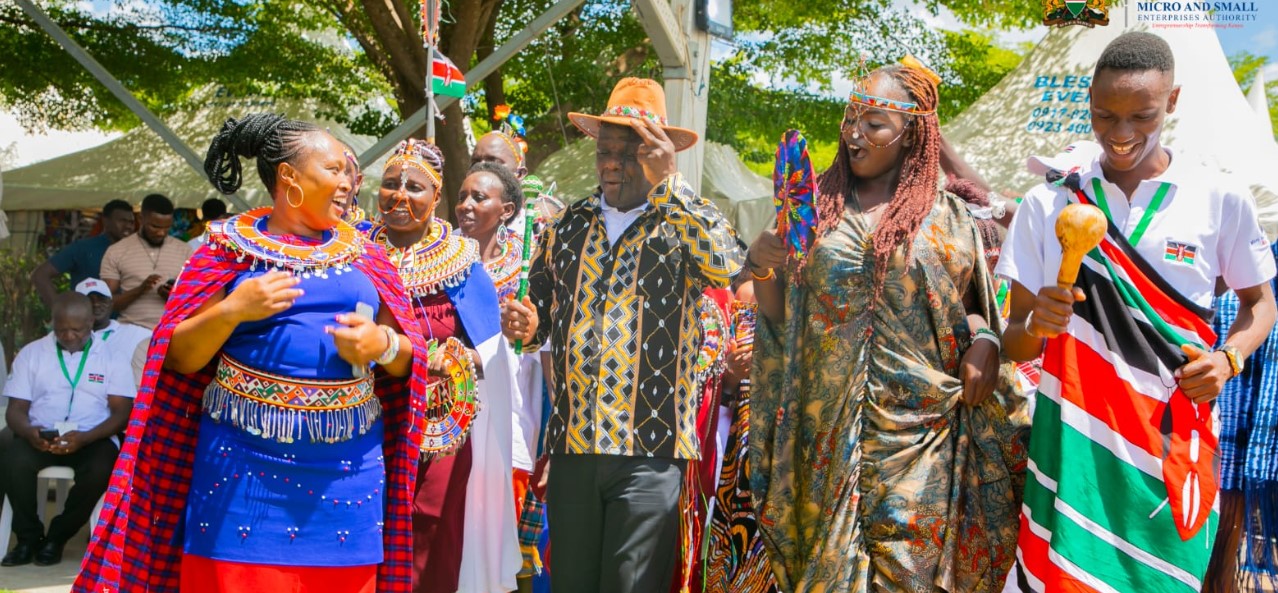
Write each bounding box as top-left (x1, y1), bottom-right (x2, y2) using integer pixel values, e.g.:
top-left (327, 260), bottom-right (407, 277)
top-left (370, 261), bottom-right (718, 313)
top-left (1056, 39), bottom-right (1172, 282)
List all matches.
top-left (744, 64), bottom-right (1030, 593)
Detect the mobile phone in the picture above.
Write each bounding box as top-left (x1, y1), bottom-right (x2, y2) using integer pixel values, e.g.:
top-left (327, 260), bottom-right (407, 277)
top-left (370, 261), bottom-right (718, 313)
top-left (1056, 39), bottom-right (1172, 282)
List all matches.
top-left (352, 302), bottom-right (374, 378)
top-left (38, 428), bottom-right (59, 441)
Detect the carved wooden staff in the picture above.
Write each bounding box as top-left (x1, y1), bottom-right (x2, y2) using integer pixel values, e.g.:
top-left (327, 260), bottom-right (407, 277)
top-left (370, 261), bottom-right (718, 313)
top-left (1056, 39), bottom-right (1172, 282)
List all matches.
top-left (1054, 203), bottom-right (1108, 289)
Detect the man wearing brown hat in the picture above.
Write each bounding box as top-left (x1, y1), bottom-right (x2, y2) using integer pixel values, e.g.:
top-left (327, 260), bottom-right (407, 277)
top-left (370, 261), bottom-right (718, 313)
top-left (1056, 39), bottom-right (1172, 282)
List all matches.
top-left (501, 77), bottom-right (743, 592)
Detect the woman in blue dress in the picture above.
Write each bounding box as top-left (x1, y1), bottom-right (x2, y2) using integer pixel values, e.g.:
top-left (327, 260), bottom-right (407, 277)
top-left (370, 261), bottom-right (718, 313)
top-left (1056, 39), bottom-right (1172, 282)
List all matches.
top-left (75, 113), bottom-right (430, 593)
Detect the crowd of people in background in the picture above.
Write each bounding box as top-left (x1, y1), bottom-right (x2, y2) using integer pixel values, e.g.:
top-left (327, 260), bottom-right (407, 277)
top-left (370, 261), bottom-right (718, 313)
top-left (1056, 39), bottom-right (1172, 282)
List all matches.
top-left (0, 30), bottom-right (1275, 593)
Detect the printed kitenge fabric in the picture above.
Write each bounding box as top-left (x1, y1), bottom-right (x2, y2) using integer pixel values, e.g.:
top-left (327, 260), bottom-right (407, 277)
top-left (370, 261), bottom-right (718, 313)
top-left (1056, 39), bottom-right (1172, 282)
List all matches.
top-left (526, 173), bottom-right (744, 459)
top-left (1009, 175), bottom-right (1220, 593)
top-left (750, 193), bottom-right (1030, 593)
top-left (74, 223), bottom-right (432, 593)
top-left (704, 388), bottom-right (779, 593)
top-left (1211, 240), bottom-right (1278, 585)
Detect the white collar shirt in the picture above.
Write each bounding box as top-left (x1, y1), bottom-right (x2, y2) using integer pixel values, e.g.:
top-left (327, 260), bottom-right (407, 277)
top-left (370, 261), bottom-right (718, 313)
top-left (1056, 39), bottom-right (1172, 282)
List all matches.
top-left (997, 147), bottom-right (1276, 308)
top-left (599, 198), bottom-right (650, 246)
top-left (2, 332), bottom-right (138, 431)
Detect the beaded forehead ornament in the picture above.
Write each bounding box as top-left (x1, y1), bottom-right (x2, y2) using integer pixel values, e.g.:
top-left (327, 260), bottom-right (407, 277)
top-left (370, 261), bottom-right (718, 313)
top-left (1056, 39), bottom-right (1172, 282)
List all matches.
top-left (842, 55), bottom-right (940, 149)
top-left (385, 139), bottom-right (443, 191)
top-left (845, 54), bottom-right (940, 116)
top-left (383, 139), bottom-right (443, 223)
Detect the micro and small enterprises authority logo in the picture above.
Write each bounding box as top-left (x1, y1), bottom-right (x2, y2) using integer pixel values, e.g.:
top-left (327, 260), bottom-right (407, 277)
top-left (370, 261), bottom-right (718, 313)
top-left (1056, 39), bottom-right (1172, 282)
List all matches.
top-left (1043, 0), bottom-right (1111, 28)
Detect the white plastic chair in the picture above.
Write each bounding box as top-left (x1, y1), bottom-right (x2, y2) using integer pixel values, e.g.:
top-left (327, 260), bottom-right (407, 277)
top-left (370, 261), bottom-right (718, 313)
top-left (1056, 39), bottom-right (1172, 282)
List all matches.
top-left (0, 465), bottom-right (104, 550)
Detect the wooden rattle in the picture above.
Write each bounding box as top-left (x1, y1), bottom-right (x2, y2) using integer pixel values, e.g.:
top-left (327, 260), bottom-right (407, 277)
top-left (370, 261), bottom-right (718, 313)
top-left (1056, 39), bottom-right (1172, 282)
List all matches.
top-left (1054, 204), bottom-right (1108, 289)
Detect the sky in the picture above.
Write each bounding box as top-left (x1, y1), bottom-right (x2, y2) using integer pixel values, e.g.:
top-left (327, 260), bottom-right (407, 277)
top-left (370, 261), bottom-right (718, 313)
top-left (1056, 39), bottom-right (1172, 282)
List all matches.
top-left (2, 0), bottom-right (1276, 170)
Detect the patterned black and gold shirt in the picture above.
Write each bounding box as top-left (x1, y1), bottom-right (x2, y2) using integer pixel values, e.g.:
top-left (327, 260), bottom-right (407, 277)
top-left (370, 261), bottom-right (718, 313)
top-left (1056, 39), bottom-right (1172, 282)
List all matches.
top-left (528, 174), bottom-right (744, 459)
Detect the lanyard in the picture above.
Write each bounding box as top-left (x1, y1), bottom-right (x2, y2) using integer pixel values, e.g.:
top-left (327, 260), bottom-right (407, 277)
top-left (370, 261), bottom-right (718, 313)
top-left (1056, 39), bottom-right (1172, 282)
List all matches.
top-left (1089, 177), bottom-right (1172, 247)
top-left (100, 329), bottom-right (114, 342)
top-left (56, 337), bottom-right (92, 421)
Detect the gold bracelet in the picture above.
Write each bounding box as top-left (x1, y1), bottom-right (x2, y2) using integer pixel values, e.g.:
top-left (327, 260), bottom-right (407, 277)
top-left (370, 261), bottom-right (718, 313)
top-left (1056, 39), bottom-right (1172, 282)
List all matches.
top-left (751, 267), bottom-right (776, 281)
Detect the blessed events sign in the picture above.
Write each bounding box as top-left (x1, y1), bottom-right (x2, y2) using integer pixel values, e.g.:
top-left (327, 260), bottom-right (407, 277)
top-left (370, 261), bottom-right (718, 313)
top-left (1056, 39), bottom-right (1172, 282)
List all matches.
top-left (1026, 74), bottom-right (1094, 134)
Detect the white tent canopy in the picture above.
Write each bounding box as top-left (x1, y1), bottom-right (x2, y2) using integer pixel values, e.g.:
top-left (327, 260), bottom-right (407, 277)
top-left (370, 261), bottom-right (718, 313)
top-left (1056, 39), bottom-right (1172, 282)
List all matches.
top-left (943, 23), bottom-right (1278, 238)
top-left (533, 138), bottom-right (773, 241)
top-left (1246, 69), bottom-right (1273, 138)
top-left (1, 87), bottom-right (381, 211)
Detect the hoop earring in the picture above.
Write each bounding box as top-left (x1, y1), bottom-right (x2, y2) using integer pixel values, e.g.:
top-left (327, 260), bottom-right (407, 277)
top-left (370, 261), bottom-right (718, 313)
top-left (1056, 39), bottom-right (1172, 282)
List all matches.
top-left (285, 183), bottom-right (305, 209)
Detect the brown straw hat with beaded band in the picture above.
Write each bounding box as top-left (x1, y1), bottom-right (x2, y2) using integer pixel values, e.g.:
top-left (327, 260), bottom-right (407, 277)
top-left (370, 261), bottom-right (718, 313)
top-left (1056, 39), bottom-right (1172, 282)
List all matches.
top-left (567, 77), bottom-right (699, 152)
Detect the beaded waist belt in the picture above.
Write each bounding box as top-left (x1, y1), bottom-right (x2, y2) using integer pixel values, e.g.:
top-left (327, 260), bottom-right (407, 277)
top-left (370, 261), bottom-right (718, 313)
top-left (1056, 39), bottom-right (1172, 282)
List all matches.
top-left (203, 355), bottom-right (380, 443)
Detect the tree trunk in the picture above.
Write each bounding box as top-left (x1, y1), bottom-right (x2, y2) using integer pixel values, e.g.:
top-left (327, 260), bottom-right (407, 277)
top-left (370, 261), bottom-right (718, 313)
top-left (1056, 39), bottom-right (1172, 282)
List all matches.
top-left (478, 0), bottom-right (506, 122)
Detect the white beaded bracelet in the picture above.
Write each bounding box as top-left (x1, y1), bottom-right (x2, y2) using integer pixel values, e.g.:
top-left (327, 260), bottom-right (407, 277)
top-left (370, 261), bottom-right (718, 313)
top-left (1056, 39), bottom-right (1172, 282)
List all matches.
top-left (375, 325), bottom-right (401, 366)
top-left (973, 329), bottom-right (1001, 350)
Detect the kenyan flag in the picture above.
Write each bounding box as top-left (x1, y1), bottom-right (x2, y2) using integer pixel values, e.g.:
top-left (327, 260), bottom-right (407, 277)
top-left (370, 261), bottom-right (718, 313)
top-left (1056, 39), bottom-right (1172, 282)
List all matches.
top-left (431, 53), bottom-right (467, 98)
top-left (1165, 241), bottom-right (1197, 265)
top-left (1008, 178), bottom-right (1219, 592)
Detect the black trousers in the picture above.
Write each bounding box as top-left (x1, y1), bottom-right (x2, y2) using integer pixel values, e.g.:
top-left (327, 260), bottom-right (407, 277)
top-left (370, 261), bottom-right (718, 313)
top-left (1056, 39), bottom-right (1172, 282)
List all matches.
top-left (4, 436), bottom-right (118, 543)
top-left (546, 453), bottom-right (686, 593)
top-left (0, 427), bottom-right (13, 507)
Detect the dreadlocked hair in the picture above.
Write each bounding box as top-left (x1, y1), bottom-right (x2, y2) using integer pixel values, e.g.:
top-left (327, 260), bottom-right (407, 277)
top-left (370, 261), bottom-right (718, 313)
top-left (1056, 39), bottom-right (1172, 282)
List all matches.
top-left (204, 113), bottom-right (321, 195)
top-left (945, 175), bottom-right (1004, 260)
top-left (813, 64), bottom-right (942, 302)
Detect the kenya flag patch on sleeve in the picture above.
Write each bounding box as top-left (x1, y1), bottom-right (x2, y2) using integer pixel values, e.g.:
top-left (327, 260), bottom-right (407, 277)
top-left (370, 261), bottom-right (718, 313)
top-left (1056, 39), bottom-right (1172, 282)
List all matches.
top-left (1164, 241), bottom-right (1198, 265)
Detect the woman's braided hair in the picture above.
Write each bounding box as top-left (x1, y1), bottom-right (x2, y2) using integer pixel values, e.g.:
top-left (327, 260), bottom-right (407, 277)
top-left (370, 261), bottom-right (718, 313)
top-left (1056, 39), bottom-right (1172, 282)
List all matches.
top-left (813, 64), bottom-right (942, 302)
top-left (204, 113), bottom-right (321, 195)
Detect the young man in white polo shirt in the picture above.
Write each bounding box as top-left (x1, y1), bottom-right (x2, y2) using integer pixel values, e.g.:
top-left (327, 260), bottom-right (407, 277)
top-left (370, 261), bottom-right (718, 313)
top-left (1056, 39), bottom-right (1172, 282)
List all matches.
top-left (1, 293), bottom-right (137, 567)
top-left (75, 277), bottom-right (152, 386)
top-left (997, 32), bottom-right (1277, 592)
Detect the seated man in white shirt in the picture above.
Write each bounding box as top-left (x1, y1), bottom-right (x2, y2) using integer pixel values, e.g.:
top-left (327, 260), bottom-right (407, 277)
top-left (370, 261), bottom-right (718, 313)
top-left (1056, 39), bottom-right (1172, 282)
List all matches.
top-left (0, 292), bottom-right (136, 567)
top-left (75, 277), bottom-right (152, 386)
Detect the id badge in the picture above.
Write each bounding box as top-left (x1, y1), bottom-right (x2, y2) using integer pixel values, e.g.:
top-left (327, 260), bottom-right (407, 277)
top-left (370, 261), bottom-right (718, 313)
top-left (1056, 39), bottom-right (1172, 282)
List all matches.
top-left (55, 421), bottom-right (76, 435)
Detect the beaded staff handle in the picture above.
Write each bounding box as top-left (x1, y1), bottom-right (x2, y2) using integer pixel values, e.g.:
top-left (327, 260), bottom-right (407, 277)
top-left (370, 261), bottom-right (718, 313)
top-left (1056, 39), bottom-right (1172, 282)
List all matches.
top-left (513, 205), bottom-right (536, 354)
top-left (1054, 204), bottom-right (1107, 289)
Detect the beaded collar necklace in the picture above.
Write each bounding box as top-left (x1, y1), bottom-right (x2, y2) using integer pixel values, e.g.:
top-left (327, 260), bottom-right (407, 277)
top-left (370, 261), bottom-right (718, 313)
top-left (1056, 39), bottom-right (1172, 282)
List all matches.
top-left (370, 219), bottom-right (478, 297)
top-left (483, 225), bottom-right (524, 300)
top-left (207, 207), bottom-right (364, 278)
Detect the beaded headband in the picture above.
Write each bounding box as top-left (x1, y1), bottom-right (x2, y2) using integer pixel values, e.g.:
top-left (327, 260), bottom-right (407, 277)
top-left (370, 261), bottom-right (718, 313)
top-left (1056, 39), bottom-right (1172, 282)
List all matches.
top-left (845, 53), bottom-right (940, 117)
top-left (847, 90), bottom-right (936, 116)
top-left (490, 104), bottom-right (529, 167)
top-left (385, 140), bottom-right (443, 190)
top-left (343, 147), bottom-right (365, 195)
top-left (490, 131), bottom-right (526, 167)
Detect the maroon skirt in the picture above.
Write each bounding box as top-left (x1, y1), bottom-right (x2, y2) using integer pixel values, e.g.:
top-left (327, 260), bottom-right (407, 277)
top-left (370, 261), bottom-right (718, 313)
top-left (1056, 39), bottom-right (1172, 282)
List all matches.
top-left (411, 441), bottom-right (473, 593)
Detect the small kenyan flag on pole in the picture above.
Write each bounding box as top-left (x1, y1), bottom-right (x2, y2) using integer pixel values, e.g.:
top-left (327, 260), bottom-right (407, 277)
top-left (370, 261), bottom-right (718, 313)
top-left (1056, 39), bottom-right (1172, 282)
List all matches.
top-left (432, 52), bottom-right (467, 99)
top-left (1065, 0), bottom-right (1086, 17)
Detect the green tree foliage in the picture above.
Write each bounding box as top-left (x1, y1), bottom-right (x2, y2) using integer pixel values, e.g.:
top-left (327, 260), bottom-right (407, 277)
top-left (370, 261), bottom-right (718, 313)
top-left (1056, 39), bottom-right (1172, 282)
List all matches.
top-left (1, 0), bottom-right (1027, 179)
top-left (1228, 51), bottom-right (1278, 142)
top-left (0, 0), bottom-right (389, 134)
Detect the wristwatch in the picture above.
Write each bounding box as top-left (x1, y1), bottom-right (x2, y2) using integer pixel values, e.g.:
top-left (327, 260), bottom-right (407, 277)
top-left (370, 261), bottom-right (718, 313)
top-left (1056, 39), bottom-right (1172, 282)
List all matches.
top-left (1220, 345), bottom-right (1244, 377)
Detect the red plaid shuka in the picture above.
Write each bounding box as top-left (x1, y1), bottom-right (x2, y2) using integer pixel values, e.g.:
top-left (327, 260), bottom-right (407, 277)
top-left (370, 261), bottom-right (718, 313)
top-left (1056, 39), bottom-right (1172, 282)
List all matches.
top-left (73, 239), bottom-right (430, 593)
